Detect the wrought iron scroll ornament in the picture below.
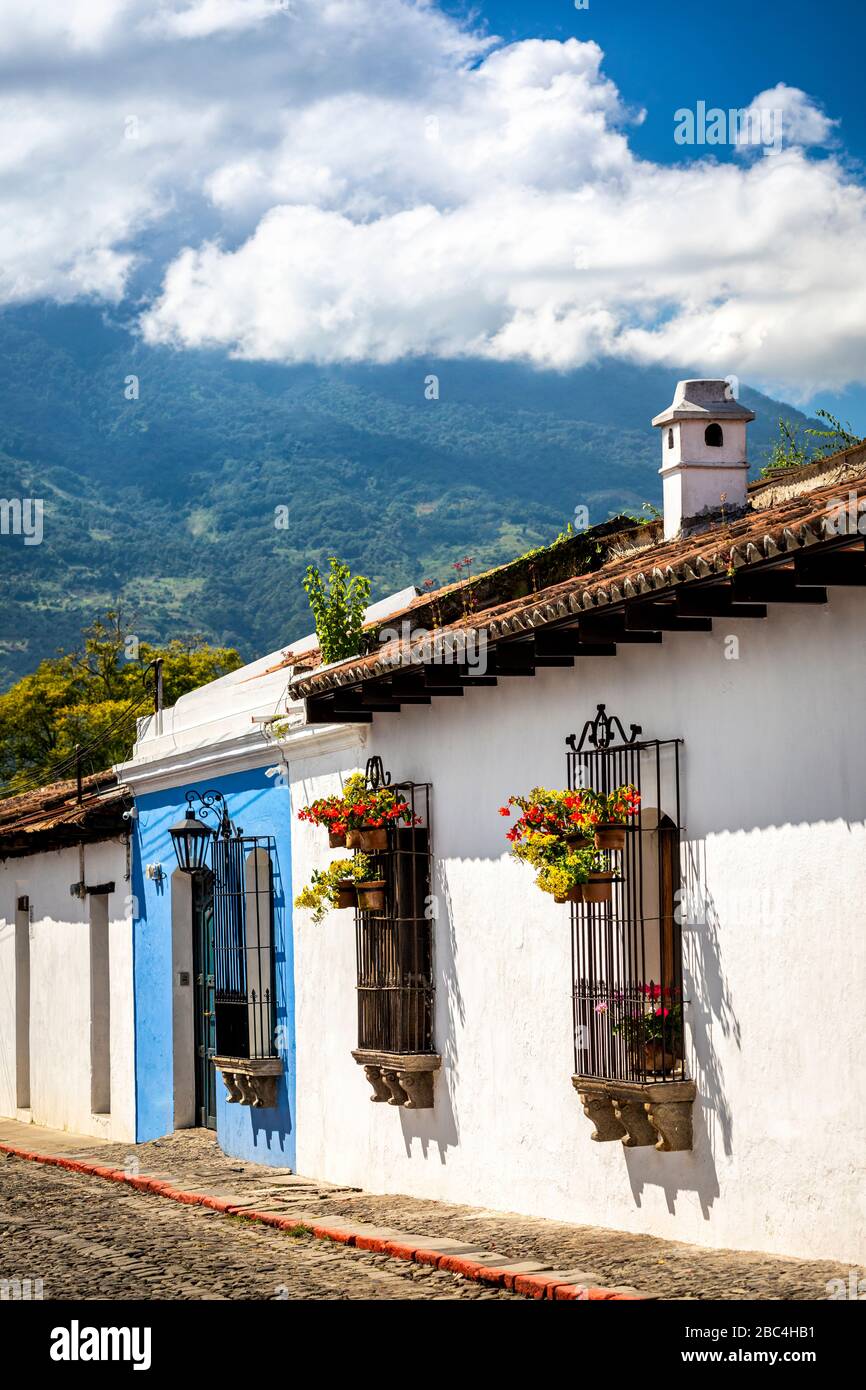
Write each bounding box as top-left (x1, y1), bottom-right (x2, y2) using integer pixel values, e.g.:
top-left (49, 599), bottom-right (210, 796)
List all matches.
top-left (184, 788), bottom-right (238, 838)
top-left (566, 703), bottom-right (642, 755)
top-left (364, 755), bottom-right (392, 791)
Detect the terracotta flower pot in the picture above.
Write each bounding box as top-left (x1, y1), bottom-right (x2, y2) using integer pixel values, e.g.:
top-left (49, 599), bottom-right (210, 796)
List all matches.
top-left (583, 873), bottom-right (616, 904)
top-left (356, 879), bottom-right (387, 912)
top-left (335, 883), bottom-right (357, 910)
top-left (553, 885), bottom-right (584, 904)
top-left (346, 827), bottom-right (388, 851)
top-left (329, 830), bottom-right (347, 848)
top-left (594, 823), bottom-right (626, 851)
top-left (644, 1041), bottom-right (678, 1075)
top-left (563, 832), bottom-right (593, 850)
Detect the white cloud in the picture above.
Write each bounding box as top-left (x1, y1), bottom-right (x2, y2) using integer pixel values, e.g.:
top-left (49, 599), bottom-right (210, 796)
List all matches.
top-left (0, 0), bottom-right (863, 395)
top-left (733, 83), bottom-right (839, 153)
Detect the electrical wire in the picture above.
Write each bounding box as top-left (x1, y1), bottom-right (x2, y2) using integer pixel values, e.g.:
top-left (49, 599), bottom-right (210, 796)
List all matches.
top-left (0, 669), bottom-right (158, 803)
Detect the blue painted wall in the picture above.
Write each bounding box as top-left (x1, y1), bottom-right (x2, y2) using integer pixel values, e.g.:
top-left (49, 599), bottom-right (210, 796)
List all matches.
top-left (132, 767), bottom-right (295, 1169)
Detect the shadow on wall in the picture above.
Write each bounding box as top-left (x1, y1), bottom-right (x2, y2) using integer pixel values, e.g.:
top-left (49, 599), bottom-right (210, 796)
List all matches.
top-left (625, 838), bottom-right (737, 1220)
top-left (0, 919), bottom-right (13, 1109)
top-left (398, 857), bottom-right (461, 1162)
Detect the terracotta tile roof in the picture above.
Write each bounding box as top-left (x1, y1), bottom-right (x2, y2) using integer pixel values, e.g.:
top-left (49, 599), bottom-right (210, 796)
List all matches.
top-left (290, 443), bottom-right (866, 701)
top-left (0, 771), bottom-right (128, 854)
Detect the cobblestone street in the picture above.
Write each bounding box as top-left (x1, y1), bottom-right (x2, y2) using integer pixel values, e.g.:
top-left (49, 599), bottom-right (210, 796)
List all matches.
top-left (0, 1153), bottom-right (518, 1301)
top-left (0, 1124), bottom-right (853, 1301)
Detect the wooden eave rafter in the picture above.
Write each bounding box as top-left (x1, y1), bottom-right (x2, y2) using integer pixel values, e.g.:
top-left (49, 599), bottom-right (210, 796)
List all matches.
top-left (296, 528), bottom-right (866, 724)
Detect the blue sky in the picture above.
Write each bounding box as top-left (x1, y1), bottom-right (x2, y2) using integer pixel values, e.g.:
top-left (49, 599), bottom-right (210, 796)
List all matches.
top-left (466, 0), bottom-right (865, 164)
top-left (2, 0), bottom-right (864, 430)
top-left (460, 0), bottom-right (866, 427)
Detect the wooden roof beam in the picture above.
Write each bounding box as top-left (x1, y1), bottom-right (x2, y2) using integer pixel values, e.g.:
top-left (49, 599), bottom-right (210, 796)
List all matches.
top-left (794, 546), bottom-right (866, 586)
top-left (625, 601), bottom-right (712, 634)
top-left (579, 614), bottom-right (662, 645)
top-left (676, 586), bottom-right (767, 620)
top-left (732, 570), bottom-right (827, 604)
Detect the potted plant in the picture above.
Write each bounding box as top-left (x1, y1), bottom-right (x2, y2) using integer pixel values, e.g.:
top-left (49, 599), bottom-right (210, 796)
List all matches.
top-left (294, 854), bottom-right (375, 925)
top-left (583, 857), bottom-right (618, 904)
top-left (296, 793), bottom-right (350, 847)
top-left (583, 784), bottom-right (641, 851)
top-left (535, 860), bottom-right (589, 903)
top-left (500, 792), bottom-right (598, 904)
top-left (296, 771), bottom-right (418, 849)
top-left (343, 771), bottom-right (417, 849)
top-left (356, 877), bottom-right (387, 911)
top-left (612, 984), bottom-right (683, 1074)
top-left (500, 788), bottom-right (628, 905)
top-left (499, 786), bottom-right (595, 847)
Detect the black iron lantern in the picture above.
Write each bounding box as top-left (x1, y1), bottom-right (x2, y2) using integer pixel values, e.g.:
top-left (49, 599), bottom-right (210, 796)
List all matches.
top-left (169, 809), bottom-right (215, 874)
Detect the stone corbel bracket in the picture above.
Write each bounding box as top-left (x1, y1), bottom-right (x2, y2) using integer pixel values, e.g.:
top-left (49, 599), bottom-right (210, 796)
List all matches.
top-left (573, 1075), bottom-right (697, 1152)
top-left (352, 1049), bottom-right (441, 1110)
top-left (213, 1056), bottom-right (283, 1109)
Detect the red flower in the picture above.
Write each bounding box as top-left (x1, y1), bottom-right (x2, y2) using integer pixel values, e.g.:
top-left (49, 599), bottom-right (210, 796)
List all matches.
top-left (498, 806), bottom-right (511, 816)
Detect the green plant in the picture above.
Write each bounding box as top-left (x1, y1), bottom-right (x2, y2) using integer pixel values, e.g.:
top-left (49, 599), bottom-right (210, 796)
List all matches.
top-left (624, 501), bottom-right (662, 526)
top-left (294, 854), bottom-right (373, 926)
top-left (580, 784), bottom-right (641, 826)
top-left (761, 411), bottom-right (863, 478)
top-left (760, 418), bottom-right (809, 477)
top-left (499, 786), bottom-right (594, 842)
top-left (533, 852), bottom-right (592, 899)
top-left (805, 409), bottom-right (862, 460)
top-left (610, 984), bottom-right (683, 1051)
top-left (499, 784), bottom-right (637, 899)
top-left (303, 558), bottom-right (371, 665)
top-left (304, 770), bottom-right (416, 832)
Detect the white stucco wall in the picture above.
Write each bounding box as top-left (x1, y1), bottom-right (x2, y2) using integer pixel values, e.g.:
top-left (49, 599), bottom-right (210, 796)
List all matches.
top-left (659, 419), bottom-right (750, 535)
top-left (664, 419), bottom-right (748, 468)
top-left (0, 838), bottom-right (135, 1141)
top-left (290, 586), bottom-right (866, 1265)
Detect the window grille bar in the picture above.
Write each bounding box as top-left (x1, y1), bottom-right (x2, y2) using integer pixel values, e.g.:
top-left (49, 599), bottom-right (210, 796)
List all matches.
top-left (355, 781), bottom-right (434, 1055)
top-left (211, 833), bottom-right (277, 1060)
top-left (568, 712), bottom-right (685, 1085)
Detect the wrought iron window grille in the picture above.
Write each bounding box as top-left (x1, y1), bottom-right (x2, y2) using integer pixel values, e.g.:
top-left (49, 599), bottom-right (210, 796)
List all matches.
top-left (567, 705), bottom-right (696, 1150)
top-left (351, 758), bottom-right (439, 1108)
top-left (169, 785), bottom-right (282, 1106)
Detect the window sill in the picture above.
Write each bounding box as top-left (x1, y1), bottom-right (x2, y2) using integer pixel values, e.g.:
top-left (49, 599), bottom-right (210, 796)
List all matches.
top-left (213, 1055), bottom-right (283, 1109)
top-left (352, 1049), bottom-right (441, 1109)
top-left (573, 1075), bottom-right (696, 1151)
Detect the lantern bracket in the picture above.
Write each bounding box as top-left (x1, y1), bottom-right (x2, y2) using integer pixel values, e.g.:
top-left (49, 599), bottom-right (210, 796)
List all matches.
top-left (184, 789), bottom-right (237, 839)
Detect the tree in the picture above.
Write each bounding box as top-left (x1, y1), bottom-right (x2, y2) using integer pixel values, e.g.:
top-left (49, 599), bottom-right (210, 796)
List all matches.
top-left (303, 558), bottom-right (371, 664)
top-left (0, 609), bottom-right (242, 793)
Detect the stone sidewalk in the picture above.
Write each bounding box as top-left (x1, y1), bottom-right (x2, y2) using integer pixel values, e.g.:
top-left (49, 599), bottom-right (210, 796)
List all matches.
top-left (0, 1119), bottom-right (850, 1300)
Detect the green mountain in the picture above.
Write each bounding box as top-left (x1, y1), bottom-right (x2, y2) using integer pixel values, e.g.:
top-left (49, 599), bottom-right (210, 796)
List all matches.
top-left (0, 303), bottom-right (817, 688)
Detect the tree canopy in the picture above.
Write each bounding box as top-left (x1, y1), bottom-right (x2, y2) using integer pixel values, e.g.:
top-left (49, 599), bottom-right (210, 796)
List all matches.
top-left (0, 610), bottom-right (242, 794)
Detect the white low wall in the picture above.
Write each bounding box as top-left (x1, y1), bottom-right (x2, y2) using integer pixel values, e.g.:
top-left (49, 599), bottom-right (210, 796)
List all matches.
top-left (0, 838), bottom-right (135, 1142)
top-left (290, 586), bottom-right (866, 1265)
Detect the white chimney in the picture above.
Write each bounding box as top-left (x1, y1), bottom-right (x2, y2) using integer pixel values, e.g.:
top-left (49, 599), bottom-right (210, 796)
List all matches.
top-left (652, 380), bottom-right (755, 540)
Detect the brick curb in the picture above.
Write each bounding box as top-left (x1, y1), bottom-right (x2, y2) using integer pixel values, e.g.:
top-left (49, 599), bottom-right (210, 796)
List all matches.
top-left (0, 1141), bottom-right (647, 1301)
